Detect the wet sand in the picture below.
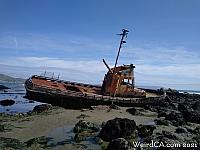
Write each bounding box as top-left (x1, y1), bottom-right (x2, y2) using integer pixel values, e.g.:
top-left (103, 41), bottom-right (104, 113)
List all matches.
top-left (0, 106), bottom-right (157, 140)
top-left (0, 106), bottom-right (158, 149)
top-left (1, 104), bottom-right (198, 150)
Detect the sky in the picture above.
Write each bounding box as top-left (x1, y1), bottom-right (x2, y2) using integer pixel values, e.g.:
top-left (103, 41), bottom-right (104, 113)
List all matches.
top-left (0, 0), bottom-right (200, 90)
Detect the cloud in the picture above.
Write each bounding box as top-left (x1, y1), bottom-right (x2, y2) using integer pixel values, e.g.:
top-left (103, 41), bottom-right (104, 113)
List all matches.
top-left (136, 64), bottom-right (200, 83)
top-left (0, 33), bottom-right (114, 55)
top-left (0, 63), bottom-right (104, 84)
top-left (0, 56), bottom-right (107, 74)
top-left (0, 56), bottom-right (199, 90)
top-left (0, 33), bottom-right (199, 90)
top-left (13, 37), bottom-right (18, 54)
top-left (122, 46), bottom-right (200, 65)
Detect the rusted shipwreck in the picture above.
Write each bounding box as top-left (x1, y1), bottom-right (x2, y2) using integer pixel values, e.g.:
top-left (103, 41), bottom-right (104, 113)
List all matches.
top-left (25, 29), bottom-right (160, 108)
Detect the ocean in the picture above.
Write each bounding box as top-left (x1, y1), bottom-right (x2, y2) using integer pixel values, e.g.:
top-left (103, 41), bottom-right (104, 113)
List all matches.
top-left (139, 85), bottom-right (200, 95)
top-left (0, 82), bottom-right (44, 114)
top-left (178, 90), bottom-right (200, 95)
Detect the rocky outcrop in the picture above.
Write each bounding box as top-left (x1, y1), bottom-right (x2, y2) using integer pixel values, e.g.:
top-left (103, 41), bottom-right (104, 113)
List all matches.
top-left (32, 104), bottom-right (52, 113)
top-left (192, 134), bottom-right (200, 148)
top-left (0, 99), bottom-right (15, 106)
top-left (157, 111), bottom-right (168, 118)
top-left (182, 110), bottom-right (200, 124)
top-left (192, 101), bottom-right (200, 112)
top-left (0, 85), bottom-right (9, 90)
top-left (162, 130), bottom-right (180, 140)
top-left (165, 112), bottom-right (185, 126)
top-left (175, 127), bottom-right (187, 133)
top-left (177, 103), bottom-right (200, 124)
top-left (106, 138), bottom-right (133, 150)
top-left (137, 124), bottom-right (156, 138)
top-left (0, 137), bottom-right (24, 149)
top-left (73, 120), bottom-right (99, 143)
top-left (155, 119), bottom-right (170, 126)
top-left (126, 108), bottom-right (140, 115)
top-left (99, 118), bottom-right (136, 141)
top-left (193, 126), bottom-right (200, 134)
top-left (74, 120), bottom-right (99, 133)
top-left (109, 104), bottom-right (120, 110)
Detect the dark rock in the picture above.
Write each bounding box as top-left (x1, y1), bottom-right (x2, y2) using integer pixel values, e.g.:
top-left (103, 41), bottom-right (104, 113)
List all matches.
top-left (137, 124), bottom-right (156, 138)
top-left (182, 109), bottom-right (200, 124)
top-left (142, 136), bottom-right (153, 143)
top-left (126, 108), bottom-right (140, 115)
top-left (25, 136), bottom-right (51, 148)
top-left (192, 101), bottom-right (200, 112)
top-left (155, 119), bottom-right (170, 126)
top-left (193, 134), bottom-right (200, 146)
top-left (74, 133), bottom-right (87, 143)
top-left (178, 103), bottom-right (188, 112)
top-left (157, 88), bottom-right (165, 95)
top-left (0, 99), bottom-right (15, 106)
top-left (0, 124), bottom-right (5, 132)
top-left (165, 96), bottom-right (172, 103)
top-left (106, 138), bottom-right (133, 150)
top-left (101, 121), bottom-right (106, 128)
top-left (0, 137), bottom-right (24, 149)
top-left (165, 112), bottom-right (185, 126)
top-left (32, 104), bottom-right (52, 113)
top-left (74, 120), bottom-right (99, 133)
top-left (29, 100), bottom-right (34, 103)
top-left (74, 120), bottom-right (99, 143)
top-left (99, 118), bottom-right (136, 141)
top-left (109, 104), bottom-right (120, 110)
top-left (158, 101), bottom-right (170, 107)
top-left (0, 85), bottom-right (9, 90)
top-left (185, 126), bottom-right (194, 133)
top-left (193, 126), bottom-right (200, 134)
top-left (166, 88), bottom-right (179, 95)
top-left (157, 111), bottom-right (168, 118)
top-left (175, 127), bottom-right (187, 133)
top-left (144, 105), bottom-right (156, 112)
top-left (162, 131), bottom-right (179, 140)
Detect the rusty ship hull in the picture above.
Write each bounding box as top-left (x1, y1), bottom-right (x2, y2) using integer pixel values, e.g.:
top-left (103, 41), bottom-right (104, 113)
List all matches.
top-left (25, 29), bottom-right (162, 108)
top-left (25, 75), bottom-right (161, 109)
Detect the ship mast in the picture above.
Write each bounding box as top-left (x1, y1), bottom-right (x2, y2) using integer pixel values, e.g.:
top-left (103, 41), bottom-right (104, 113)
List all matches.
top-left (113, 29), bottom-right (129, 75)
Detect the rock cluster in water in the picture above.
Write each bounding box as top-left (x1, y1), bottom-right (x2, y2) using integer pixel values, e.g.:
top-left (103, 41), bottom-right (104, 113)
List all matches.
top-left (0, 99), bottom-right (15, 106)
top-left (0, 85), bottom-right (10, 90)
top-left (73, 120), bottom-right (99, 143)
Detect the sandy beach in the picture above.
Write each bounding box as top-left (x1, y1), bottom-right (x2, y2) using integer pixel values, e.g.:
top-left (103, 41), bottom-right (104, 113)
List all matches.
top-left (2, 102), bottom-right (197, 150)
top-left (0, 106), bottom-right (156, 138)
top-left (0, 106), bottom-right (160, 149)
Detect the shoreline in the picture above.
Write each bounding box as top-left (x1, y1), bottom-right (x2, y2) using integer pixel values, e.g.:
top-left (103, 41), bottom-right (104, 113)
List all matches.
top-left (1, 101), bottom-right (199, 149)
top-left (0, 83), bottom-right (200, 149)
top-left (0, 106), bottom-right (158, 141)
top-left (0, 106), bottom-right (159, 149)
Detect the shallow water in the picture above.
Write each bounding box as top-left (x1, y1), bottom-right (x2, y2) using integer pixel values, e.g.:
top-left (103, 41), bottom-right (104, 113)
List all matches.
top-left (47, 125), bottom-right (101, 149)
top-left (0, 82), bottom-right (101, 149)
top-left (143, 120), bottom-right (156, 125)
top-left (0, 82), bottom-right (44, 114)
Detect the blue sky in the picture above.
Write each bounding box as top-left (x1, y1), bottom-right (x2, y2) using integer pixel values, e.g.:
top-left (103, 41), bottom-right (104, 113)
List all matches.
top-left (0, 0), bottom-right (200, 90)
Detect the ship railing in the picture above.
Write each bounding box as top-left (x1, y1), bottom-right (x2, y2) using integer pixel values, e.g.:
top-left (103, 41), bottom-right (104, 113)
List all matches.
top-left (27, 79), bottom-right (159, 104)
top-left (39, 72), bottom-right (60, 80)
